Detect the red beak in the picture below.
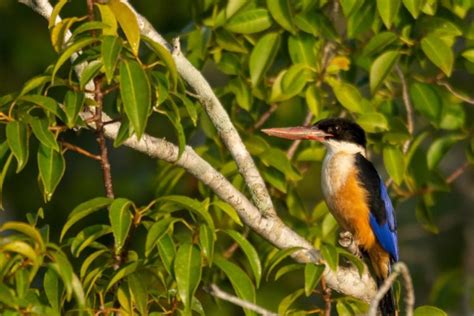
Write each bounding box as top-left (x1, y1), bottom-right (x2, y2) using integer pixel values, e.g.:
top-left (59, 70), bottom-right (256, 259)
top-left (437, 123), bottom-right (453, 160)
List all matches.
top-left (261, 126), bottom-right (331, 141)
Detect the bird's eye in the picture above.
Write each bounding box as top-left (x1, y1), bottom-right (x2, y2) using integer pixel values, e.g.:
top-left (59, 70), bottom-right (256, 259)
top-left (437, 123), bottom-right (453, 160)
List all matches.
top-left (335, 125), bottom-right (341, 131)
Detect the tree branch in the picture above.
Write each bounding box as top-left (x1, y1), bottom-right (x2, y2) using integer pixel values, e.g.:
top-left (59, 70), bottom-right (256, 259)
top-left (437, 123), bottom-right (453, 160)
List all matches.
top-left (367, 262), bottom-right (414, 316)
top-left (437, 80), bottom-right (474, 105)
top-left (19, 0), bottom-right (379, 302)
top-left (208, 284), bottom-right (277, 316)
top-left (125, 2), bottom-right (276, 218)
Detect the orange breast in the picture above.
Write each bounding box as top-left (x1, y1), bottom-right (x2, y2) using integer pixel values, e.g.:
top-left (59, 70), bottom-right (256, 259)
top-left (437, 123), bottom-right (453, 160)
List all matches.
top-left (328, 169), bottom-right (376, 251)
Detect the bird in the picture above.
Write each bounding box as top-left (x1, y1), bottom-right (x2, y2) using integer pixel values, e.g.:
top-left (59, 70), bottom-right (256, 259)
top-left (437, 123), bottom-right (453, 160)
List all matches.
top-left (262, 117), bottom-right (399, 316)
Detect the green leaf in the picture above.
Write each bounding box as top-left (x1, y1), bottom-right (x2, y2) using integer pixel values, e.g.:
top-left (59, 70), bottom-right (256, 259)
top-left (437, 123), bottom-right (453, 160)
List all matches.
top-left (427, 135), bottom-right (461, 170)
top-left (145, 217), bottom-right (179, 257)
top-left (0, 283), bottom-right (18, 309)
top-left (462, 49), bottom-right (474, 63)
top-left (80, 60), bottom-right (102, 89)
top-left (6, 121), bottom-right (29, 173)
top-left (0, 221), bottom-right (45, 252)
top-left (215, 29), bottom-right (248, 54)
top-left (356, 112), bottom-right (389, 132)
top-left (37, 143), bottom-right (65, 201)
top-left (0, 151), bottom-right (13, 211)
top-left (223, 229), bottom-right (262, 287)
top-left (409, 82), bottom-right (441, 122)
top-left (108, 0), bottom-right (140, 55)
top-left (29, 117), bottom-right (59, 151)
top-left (402, 0), bottom-right (424, 18)
top-left (440, 103), bottom-right (465, 130)
top-left (113, 117), bottom-right (131, 147)
top-left (305, 85), bottom-right (321, 117)
top-left (44, 269), bottom-right (61, 313)
top-left (199, 224), bottom-right (215, 265)
top-left (80, 249), bottom-right (108, 279)
top-left (266, 0), bottom-right (294, 33)
top-left (174, 243), bottom-right (202, 315)
top-left (213, 200), bottom-right (243, 226)
top-left (157, 234), bottom-right (175, 275)
top-left (249, 32), bottom-right (280, 86)
top-left (49, 0), bottom-right (68, 28)
top-left (105, 261), bottom-right (138, 292)
top-left (119, 59), bottom-right (151, 139)
top-left (294, 11), bottom-right (337, 40)
top-left (128, 273), bottom-right (148, 316)
top-left (63, 90), bottom-right (85, 128)
top-left (158, 195), bottom-right (214, 230)
top-left (383, 145), bottom-right (405, 185)
top-left (20, 95), bottom-right (64, 119)
top-left (167, 100), bottom-right (186, 156)
top-left (97, 3), bottom-right (118, 36)
top-left (61, 197), bottom-right (112, 240)
top-left (101, 36), bottom-right (123, 84)
top-left (288, 34), bottom-right (317, 66)
top-left (416, 201), bottom-right (439, 234)
top-left (304, 263), bottom-right (325, 296)
top-left (72, 21), bottom-right (110, 38)
top-left (278, 289), bottom-right (304, 315)
top-left (20, 75), bottom-right (51, 96)
top-left (225, 8), bottom-right (272, 34)
top-left (0, 240), bottom-right (37, 263)
top-left (70, 224), bottom-right (112, 257)
top-left (331, 81), bottom-right (365, 113)
top-left (265, 247), bottom-right (302, 279)
top-left (414, 306), bottom-right (447, 316)
top-left (143, 36), bottom-right (178, 89)
top-left (51, 18), bottom-right (81, 52)
top-left (321, 243), bottom-right (339, 271)
top-left (348, 2), bottom-right (375, 39)
top-left (370, 50), bottom-right (399, 93)
top-left (377, 0), bottom-right (400, 28)
top-left (214, 256), bottom-right (256, 316)
top-left (362, 32), bottom-right (398, 57)
top-left (109, 198), bottom-right (133, 253)
top-left (421, 34), bottom-right (453, 76)
top-left (274, 263), bottom-right (304, 281)
top-left (52, 37), bottom-right (99, 81)
top-left (337, 248), bottom-right (366, 276)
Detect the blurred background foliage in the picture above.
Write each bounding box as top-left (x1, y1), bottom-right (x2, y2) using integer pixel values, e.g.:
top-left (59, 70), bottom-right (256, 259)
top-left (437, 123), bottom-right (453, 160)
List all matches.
top-left (0, 0), bottom-right (474, 315)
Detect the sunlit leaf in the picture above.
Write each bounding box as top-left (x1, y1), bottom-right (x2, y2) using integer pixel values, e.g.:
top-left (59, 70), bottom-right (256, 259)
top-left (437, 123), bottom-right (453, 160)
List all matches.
top-left (223, 229), bottom-right (262, 287)
top-left (266, 0), bottom-right (294, 33)
top-left (225, 8), bottom-right (272, 34)
top-left (199, 224), bottom-right (215, 265)
top-left (304, 263), bottom-right (325, 296)
top-left (174, 243), bottom-right (202, 315)
top-left (29, 117), bottom-right (59, 151)
top-left (427, 135), bottom-right (462, 170)
top-left (370, 50), bottom-right (399, 93)
top-left (421, 34), bottom-right (453, 76)
top-left (101, 36), bottom-right (123, 84)
top-left (249, 32), bottom-right (280, 86)
top-left (61, 197), bottom-right (112, 240)
top-left (119, 59), bottom-right (151, 139)
top-left (321, 243), bottom-right (339, 271)
top-left (108, 0), bottom-right (140, 55)
top-left (377, 0), bottom-right (401, 28)
top-left (105, 261), bottom-right (138, 292)
top-left (157, 195), bottom-right (214, 229)
top-left (383, 145), bottom-right (405, 185)
top-left (414, 306), bottom-right (447, 316)
top-left (409, 82), bottom-right (441, 122)
top-left (37, 143), bottom-right (65, 201)
top-left (6, 121), bottom-right (29, 173)
top-left (278, 289), bottom-right (304, 315)
top-left (403, 0), bottom-right (424, 18)
top-left (109, 198), bottom-right (133, 254)
top-left (52, 37), bottom-right (99, 81)
top-left (362, 32), bottom-right (398, 57)
top-left (63, 90), bottom-right (85, 128)
top-left (143, 36), bottom-right (178, 89)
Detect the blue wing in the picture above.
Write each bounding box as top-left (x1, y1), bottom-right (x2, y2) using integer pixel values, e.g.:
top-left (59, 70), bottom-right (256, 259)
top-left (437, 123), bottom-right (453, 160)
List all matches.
top-left (355, 154), bottom-right (399, 262)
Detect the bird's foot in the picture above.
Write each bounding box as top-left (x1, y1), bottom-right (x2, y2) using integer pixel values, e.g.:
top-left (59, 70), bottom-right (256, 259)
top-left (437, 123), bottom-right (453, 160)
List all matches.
top-left (338, 231), bottom-right (362, 258)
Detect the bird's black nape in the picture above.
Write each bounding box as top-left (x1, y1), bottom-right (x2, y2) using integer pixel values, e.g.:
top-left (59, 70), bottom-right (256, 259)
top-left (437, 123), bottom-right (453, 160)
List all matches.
top-left (312, 118), bottom-right (367, 148)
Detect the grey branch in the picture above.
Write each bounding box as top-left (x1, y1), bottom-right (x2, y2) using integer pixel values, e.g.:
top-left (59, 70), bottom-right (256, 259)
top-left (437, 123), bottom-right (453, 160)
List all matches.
top-left (367, 262), bottom-right (415, 316)
top-left (438, 80), bottom-right (474, 105)
top-left (19, 0), bottom-right (378, 303)
top-left (123, 1), bottom-right (276, 218)
top-left (208, 284), bottom-right (277, 316)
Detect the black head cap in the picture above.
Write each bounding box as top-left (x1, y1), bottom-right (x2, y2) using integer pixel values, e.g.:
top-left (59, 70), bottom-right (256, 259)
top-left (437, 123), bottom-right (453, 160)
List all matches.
top-left (313, 118), bottom-right (366, 148)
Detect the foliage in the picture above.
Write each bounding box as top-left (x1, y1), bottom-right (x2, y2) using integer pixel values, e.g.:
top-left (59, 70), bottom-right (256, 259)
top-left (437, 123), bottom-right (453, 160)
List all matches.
top-left (1, 0), bottom-right (473, 315)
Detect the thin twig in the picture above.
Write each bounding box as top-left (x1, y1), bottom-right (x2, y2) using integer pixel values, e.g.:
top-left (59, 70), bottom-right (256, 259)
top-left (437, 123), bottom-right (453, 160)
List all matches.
top-left (93, 77), bottom-right (114, 199)
top-left (208, 284), bottom-right (277, 316)
top-left (367, 262), bottom-right (414, 316)
top-left (252, 104), bottom-right (278, 131)
top-left (446, 161), bottom-right (470, 184)
top-left (395, 64), bottom-right (414, 154)
top-left (438, 81), bottom-right (474, 105)
top-left (61, 141), bottom-right (101, 161)
top-left (320, 277), bottom-right (332, 316)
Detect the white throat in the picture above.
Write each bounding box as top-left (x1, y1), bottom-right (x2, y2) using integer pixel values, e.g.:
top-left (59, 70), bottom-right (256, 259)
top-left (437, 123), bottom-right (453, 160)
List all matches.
top-left (321, 140), bottom-right (366, 199)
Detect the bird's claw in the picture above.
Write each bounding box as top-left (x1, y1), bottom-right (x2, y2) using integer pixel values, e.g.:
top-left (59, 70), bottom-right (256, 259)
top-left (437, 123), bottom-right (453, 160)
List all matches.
top-left (338, 231), bottom-right (362, 258)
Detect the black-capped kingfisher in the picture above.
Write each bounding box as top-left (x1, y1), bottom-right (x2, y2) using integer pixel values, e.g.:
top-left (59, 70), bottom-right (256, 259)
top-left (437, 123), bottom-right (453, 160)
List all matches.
top-left (262, 118), bottom-right (399, 315)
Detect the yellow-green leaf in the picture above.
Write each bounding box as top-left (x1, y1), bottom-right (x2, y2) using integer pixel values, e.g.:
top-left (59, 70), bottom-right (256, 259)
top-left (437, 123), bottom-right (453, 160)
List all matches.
top-left (421, 34), bottom-right (453, 76)
top-left (6, 121), bottom-right (29, 173)
top-left (383, 145), bottom-right (405, 185)
top-left (108, 0), bottom-right (140, 55)
top-left (109, 198), bottom-right (133, 253)
top-left (96, 3), bottom-right (118, 36)
top-left (37, 143), bottom-right (65, 201)
top-left (174, 243), bottom-right (202, 315)
top-left (249, 32), bottom-right (280, 86)
top-left (377, 0), bottom-right (401, 28)
top-left (225, 8), bottom-right (272, 34)
top-left (266, 0), bottom-right (295, 33)
top-left (119, 59), bottom-right (151, 139)
top-left (29, 117), bottom-right (59, 151)
top-left (102, 36), bottom-right (123, 84)
top-left (370, 50), bottom-right (399, 93)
